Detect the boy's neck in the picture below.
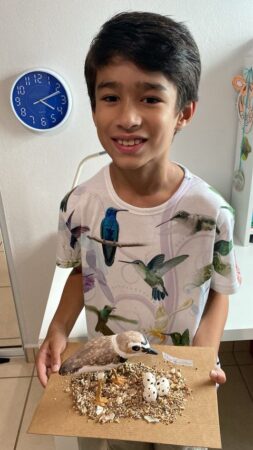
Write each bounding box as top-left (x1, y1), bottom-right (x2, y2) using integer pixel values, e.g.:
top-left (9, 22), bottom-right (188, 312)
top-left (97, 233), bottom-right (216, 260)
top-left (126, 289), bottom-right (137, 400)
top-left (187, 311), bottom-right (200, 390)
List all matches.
top-left (109, 161), bottom-right (184, 208)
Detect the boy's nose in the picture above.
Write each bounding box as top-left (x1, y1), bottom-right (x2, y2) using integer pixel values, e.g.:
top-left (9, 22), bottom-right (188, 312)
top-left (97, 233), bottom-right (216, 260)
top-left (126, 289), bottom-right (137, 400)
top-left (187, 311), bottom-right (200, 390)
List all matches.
top-left (116, 103), bottom-right (142, 130)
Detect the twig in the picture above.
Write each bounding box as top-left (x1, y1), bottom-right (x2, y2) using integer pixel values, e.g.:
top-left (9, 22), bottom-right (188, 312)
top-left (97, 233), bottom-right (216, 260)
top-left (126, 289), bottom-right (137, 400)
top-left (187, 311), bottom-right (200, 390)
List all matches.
top-left (87, 235), bottom-right (146, 248)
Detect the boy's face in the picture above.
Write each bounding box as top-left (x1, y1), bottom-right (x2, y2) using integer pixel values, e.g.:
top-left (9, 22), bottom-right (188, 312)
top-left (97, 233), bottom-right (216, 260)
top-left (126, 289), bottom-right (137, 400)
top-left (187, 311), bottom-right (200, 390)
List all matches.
top-left (92, 59), bottom-right (194, 173)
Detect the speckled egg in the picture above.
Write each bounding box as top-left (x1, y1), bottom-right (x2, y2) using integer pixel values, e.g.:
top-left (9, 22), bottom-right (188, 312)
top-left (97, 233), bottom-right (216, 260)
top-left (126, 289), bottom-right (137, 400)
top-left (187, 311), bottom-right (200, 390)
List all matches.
top-left (142, 372), bottom-right (156, 386)
top-left (156, 377), bottom-right (170, 396)
top-left (143, 385), bottom-right (158, 402)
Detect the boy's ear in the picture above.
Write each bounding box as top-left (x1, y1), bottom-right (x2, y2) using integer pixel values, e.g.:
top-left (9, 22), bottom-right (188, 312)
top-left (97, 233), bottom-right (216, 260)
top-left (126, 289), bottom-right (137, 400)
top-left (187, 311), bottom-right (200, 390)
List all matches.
top-left (176, 101), bottom-right (197, 131)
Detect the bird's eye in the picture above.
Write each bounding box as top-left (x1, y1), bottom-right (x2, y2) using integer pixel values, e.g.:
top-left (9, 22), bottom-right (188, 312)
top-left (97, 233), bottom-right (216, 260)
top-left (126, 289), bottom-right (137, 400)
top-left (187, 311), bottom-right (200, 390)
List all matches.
top-left (132, 345), bottom-right (141, 352)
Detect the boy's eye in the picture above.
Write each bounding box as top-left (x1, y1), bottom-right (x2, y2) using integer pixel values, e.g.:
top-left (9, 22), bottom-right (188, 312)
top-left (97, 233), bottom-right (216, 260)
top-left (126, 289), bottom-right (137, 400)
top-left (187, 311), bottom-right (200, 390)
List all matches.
top-left (102, 95), bottom-right (118, 102)
top-left (142, 97), bottom-right (161, 104)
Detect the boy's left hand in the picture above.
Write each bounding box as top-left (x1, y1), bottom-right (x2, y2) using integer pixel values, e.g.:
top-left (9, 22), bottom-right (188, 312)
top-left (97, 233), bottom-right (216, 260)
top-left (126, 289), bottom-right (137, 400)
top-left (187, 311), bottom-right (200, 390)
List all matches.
top-left (209, 367), bottom-right (226, 385)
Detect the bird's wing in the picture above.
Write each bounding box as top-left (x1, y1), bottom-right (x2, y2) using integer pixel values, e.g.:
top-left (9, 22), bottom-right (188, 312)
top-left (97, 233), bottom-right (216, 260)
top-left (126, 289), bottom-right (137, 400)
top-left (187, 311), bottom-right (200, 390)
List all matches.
top-left (156, 255), bottom-right (189, 276)
top-left (85, 304), bottom-right (99, 315)
top-left (109, 314), bottom-right (138, 324)
top-left (147, 254), bottom-right (165, 270)
top-left (60, 336), bottom-right (118, 373)
top-left (66, 210), bottom-right (75, 231)
top-left (60, 188), bottom-right (77, 212)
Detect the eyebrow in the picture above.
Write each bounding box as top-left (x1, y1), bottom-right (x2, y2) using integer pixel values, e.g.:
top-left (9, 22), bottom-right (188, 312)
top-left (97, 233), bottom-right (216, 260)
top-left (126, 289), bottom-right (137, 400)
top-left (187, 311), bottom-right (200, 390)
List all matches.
top-left (96, 81), bottom-right (167, 92)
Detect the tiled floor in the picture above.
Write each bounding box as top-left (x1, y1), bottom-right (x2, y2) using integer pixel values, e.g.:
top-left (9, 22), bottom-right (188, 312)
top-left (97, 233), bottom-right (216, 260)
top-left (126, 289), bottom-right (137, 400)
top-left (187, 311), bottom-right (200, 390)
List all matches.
top-left (0, 342), bottom-right (252, 450)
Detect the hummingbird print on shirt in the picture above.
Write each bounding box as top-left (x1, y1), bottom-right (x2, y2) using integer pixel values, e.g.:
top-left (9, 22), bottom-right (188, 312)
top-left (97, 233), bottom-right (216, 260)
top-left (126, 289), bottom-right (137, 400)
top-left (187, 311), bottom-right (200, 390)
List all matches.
top-left (156, 210), bottom-right (220, 234)
top-left (119, 253), bottom-right (189, 301)
top-left (100, 207), bottom-right (128, 266)
top-left (66, 210), bottom-right (90, 249)
top-left (85, 304), bottom-right (138, 336)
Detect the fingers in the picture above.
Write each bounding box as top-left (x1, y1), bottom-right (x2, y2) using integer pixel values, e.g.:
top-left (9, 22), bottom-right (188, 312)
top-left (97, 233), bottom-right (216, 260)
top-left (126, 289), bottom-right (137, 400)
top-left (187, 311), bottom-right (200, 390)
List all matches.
top-left (36, 347), bottom-right (50, 387)
top-left (36, 332), bottom-right (67, 387)
top-left (209, 368), bottom-right (226, 385)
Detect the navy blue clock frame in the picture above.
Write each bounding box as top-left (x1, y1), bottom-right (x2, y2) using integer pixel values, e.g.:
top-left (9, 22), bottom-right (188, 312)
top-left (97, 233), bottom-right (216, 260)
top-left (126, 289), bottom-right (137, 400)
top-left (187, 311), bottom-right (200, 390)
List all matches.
top-left (10, 69), bottom-right (72, 132)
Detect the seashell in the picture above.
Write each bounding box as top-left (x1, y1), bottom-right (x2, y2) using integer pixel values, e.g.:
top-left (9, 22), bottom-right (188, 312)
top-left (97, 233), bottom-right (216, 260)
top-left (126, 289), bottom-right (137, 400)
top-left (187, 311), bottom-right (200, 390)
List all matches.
top-left (142, 372), bottom-right (156, 386)
top-left (99, 413), bottom-right (115, 423)
top-left (96, 405), bottom-right (104, 415)
top-left (156, 377), bottom-right (170, 396)
top-left (143, 385), bottom-right (157, 402)
top-left (144, 415), bottom-right (160, 423)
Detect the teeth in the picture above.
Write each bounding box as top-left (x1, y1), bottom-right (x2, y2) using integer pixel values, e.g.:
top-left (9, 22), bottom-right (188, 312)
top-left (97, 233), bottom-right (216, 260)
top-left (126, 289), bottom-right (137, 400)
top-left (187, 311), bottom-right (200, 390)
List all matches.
top-left (117, 139), bottom-right (142, 146)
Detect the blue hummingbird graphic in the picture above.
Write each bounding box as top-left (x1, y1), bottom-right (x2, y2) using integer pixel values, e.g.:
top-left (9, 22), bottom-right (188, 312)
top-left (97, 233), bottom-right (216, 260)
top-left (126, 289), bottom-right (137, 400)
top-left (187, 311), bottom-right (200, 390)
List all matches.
top-left (119, 254), bottom-right (189, 300)
top-left (100, 207), bottom-right (128, 266)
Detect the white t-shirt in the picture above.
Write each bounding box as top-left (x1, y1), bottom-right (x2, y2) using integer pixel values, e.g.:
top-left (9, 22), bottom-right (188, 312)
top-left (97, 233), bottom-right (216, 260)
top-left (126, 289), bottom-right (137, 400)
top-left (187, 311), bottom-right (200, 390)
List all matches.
top-left (56, 164), bottom-right (240, 345)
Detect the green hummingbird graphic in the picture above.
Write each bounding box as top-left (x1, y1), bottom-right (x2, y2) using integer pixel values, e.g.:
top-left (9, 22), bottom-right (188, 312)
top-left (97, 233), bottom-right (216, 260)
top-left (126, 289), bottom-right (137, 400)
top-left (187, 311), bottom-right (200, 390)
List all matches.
top-left (163, 329), bottom-right (190, 346)
top-left (157, 210), bottom-right (220, 234)
top-left (85, 304), bottom-right (138, 336)
top-left (119, 254), bottom-right (189, 301)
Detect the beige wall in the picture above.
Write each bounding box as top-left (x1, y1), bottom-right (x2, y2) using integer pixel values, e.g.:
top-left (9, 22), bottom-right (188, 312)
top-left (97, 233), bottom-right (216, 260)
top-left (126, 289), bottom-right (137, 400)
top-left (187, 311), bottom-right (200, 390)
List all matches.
top-left (0, 0), bottom-right (252, 346)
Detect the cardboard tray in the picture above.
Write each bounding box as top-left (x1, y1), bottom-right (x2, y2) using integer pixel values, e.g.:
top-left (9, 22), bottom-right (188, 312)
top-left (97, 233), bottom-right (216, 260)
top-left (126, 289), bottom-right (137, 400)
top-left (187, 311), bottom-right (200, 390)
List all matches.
top-left (29, 343), bottom-right (221, 448)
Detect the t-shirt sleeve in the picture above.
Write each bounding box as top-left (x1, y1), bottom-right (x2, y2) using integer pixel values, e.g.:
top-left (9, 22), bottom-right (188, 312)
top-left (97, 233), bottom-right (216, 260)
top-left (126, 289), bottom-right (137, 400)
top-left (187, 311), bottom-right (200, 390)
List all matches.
top-left (56, 191), bottom-right (82, 269)
top-left (210, 206), bottom-right (241, 295)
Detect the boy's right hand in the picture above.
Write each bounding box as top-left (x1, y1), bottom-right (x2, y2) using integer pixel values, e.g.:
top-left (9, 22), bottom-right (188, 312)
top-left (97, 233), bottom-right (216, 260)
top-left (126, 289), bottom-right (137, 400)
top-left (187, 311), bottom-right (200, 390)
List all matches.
top-left (36, 328), bottom-right (67, 387)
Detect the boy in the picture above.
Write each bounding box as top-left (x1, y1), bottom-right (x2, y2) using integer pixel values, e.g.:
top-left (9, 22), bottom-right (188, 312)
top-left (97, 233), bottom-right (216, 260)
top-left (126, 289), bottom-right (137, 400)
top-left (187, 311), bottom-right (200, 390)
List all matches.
top-left (36, 11), bottom-right (240, 450)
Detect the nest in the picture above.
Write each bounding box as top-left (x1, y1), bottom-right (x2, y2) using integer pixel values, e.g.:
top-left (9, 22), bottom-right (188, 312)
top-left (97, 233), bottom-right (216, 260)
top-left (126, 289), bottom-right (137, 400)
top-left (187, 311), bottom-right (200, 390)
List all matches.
top-left (64, 362), bottom-right (191, 425)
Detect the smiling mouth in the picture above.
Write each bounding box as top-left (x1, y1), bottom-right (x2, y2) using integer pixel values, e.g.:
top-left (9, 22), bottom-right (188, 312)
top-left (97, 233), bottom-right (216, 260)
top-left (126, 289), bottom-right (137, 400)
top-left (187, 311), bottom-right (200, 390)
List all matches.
top-left (115, 138), bottom-right (144, 146)
top-left (112, 138), bottom-right (147, 151)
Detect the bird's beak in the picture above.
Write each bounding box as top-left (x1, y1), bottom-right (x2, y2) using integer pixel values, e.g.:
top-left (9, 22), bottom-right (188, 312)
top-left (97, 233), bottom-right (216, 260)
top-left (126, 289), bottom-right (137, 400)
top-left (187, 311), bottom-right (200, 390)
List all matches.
top-left (142, 347), bottom-right (158, 355)
top-left (118, 260), bottom-right (132, 264)
top-left (117, 209), bottom-right (128, 212)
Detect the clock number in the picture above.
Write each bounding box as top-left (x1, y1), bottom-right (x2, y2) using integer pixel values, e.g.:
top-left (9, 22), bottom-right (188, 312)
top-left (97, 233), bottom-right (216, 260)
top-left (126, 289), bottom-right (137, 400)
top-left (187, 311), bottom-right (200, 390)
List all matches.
top-left (29, 115), bottom-right (35, 125)
top-left (57, 106), bottom-right (63, 115)
top-left (41, 117), bottom-right (47, 127)
top-left (15, 96), bottom-right (21, 106)
top-left (61, 95), bottom-right (66, 105)
top-left (17, 85), bottom-right (25, 95)
top-left (50, 114), bottom-right (56, 123)
top-left (34, 73), bottom-right (43, 84)
top-left (55, 82), bottom-right (61, 91)
top-left (24, 76), bottom-right (31, 86)
top-left (20, 107), bottom-right (27, 117)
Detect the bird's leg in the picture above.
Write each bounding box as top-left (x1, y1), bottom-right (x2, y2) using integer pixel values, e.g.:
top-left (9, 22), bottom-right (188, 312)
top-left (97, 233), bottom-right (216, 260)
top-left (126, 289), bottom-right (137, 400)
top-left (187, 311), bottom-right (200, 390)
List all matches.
top-left (111, 368), bottom-right (126, 385)
top-left (94, 372), bottom-right (108, 406)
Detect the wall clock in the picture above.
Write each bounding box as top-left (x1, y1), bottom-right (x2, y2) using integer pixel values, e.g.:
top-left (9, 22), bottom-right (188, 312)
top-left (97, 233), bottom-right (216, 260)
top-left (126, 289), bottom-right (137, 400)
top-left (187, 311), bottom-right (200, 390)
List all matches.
top-left (10, 69), bottom-right (72, 132)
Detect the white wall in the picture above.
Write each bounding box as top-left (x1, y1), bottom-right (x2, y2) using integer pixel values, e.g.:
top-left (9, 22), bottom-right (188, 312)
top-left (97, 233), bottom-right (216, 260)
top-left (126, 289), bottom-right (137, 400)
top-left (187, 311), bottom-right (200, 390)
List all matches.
top-left (0, 0), bottom-right (252, 347)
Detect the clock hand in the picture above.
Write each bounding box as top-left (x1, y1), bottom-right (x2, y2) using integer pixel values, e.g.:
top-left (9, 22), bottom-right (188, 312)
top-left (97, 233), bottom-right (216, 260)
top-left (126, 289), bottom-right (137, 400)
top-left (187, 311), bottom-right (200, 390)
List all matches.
top-left (40, 100), bottom-right (55, 110)
top-left (33, 90), bottom-right (60, 105)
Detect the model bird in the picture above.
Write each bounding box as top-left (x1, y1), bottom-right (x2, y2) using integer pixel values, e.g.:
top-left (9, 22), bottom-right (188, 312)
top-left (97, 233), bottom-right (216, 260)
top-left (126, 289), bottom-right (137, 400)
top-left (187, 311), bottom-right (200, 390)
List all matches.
top-left (59, 331), bottom-right (157, 405)
top-left (156, 210), bottom-right (220, 234)
top-left (119, 254), bottom-right (188, 300)
top-left (100, 207), bottom-right (127, 266)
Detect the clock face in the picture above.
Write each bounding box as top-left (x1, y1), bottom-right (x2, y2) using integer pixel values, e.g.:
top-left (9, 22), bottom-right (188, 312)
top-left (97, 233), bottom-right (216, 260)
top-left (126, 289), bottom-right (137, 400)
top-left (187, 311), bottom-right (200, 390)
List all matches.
top-left (10, 69), bottom-right (72, 131)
